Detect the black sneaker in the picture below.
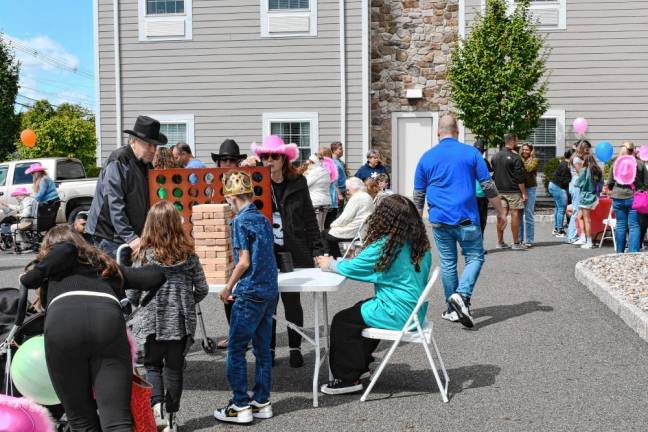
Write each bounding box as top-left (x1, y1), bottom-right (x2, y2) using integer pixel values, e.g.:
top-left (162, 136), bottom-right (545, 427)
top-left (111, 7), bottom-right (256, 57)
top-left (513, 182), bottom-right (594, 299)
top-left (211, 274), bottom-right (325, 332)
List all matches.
top-left (213, 401), bottom-right (253, 424)
top-left (289, 349), bottom-right (304, 368)
top-left (320, 378), bottom-right (363, 395)
top-left (448, 293), bottom-right (474, 328)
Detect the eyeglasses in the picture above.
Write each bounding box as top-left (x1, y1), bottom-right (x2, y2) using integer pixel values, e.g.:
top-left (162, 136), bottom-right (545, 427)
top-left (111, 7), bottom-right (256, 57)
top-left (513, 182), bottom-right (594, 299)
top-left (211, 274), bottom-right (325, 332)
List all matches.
top-left (259, 153), bottom-right (282, 161)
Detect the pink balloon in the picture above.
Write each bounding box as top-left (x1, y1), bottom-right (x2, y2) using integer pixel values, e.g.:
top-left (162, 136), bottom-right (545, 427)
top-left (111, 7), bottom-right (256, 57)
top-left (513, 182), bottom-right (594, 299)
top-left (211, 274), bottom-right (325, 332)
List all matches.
top-left (573, 117), bottom-right (588, 136)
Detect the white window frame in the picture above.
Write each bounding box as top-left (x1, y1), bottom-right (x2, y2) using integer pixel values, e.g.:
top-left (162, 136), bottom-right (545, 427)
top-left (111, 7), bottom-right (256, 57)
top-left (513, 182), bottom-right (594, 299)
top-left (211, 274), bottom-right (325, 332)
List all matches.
top-left (138, 0), bottom-right (193, 42)
top-left (525, 108), bottom-right (565, 161)
top-left (480, 0), bottom-right (566, 31)
top-left (262, 112), bottom-right (319, 158)
top-left (260, 0), bottom-right (318, 38)
top-left (147, 114), bottom-right (195, 154)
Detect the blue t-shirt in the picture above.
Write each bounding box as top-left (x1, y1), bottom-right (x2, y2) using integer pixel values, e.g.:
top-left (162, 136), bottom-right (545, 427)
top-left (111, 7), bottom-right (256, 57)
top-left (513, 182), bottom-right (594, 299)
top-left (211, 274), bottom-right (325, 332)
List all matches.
top-left (414, 137), bottom-right (490, 226)
top-left (231, 203), bottom-right (278, 301)
top-left (186, 158), bottom-right (206, 168)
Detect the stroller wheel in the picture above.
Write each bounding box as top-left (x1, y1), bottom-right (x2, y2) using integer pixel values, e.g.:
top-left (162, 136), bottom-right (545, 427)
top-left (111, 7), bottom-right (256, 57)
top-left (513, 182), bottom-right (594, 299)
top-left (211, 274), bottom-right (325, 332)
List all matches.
top-left (201, 337), bottom-right (217, 354)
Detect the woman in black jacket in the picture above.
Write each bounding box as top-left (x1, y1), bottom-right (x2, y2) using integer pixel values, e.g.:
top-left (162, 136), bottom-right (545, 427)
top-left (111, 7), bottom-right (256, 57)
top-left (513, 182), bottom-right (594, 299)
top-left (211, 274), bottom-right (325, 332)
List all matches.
top-left (548, 149), bottom-right (573, 237)
top-left (252, 135), bottom-right (325, 368)
top-left (20, 225), bottom-right (166, 432)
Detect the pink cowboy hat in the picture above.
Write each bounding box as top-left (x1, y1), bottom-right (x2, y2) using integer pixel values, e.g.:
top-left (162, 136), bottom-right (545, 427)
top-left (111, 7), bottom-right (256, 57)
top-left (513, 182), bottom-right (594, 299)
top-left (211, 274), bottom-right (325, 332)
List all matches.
top-left (613, 155), bottom-right (637, 185)
top-left (251, 135), bottom-right (299, 162)
top-left (10, 187), bottom-right (30, 197)
top-left (639, 145), bottom-right (648, 162)
top-left (25, 163), bottom-right (46, 175)
top-left (0, 394), bottom-right (55, 432)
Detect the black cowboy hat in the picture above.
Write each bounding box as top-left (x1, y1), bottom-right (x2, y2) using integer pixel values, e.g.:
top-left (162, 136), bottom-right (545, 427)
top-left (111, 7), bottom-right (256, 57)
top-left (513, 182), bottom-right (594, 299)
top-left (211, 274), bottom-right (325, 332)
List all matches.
top-left (211, 139), bottom-right (247, 164)
top-left (123, 116), bottom-right (168, 147)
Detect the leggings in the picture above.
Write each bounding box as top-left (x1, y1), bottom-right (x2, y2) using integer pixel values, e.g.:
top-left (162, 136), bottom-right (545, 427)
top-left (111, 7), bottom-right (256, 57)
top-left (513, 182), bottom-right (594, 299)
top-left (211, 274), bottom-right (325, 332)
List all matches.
top-left (270, 292), bottom-right (303, 350)
top-left (329, 301), bottom-right (379, 381)
top-left (144, 335), bottom-right (187, 413)
top-left (45, 296), bottom-right (132, 432)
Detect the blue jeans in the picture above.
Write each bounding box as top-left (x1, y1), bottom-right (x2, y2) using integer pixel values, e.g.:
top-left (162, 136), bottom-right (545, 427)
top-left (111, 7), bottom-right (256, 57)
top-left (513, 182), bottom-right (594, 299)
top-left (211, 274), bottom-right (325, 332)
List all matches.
top-left (432, 224), bottom-right (484, 307)
top-left (548, 182), bottom-right (567, 232)
top-left (567, 182), bottom-right (581, 241)
top-left (612, 198), bottom-right (641, 253)
top-left (518, 186), bottom-right (537, 243)
top-left (227, 295), bottom-right (278, 406)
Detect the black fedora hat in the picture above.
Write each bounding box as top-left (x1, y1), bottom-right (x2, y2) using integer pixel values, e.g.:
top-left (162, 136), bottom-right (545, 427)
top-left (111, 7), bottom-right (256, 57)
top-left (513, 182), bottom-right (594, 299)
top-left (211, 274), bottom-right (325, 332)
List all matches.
top-left (211, 139), bottom-right (247, 164)
top-left (124, 116), bottom-right (168, 147)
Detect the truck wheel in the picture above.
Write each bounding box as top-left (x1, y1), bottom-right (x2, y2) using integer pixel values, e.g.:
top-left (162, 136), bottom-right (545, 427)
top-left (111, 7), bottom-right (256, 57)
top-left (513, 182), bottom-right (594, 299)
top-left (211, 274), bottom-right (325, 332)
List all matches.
top-left (67, 205), bottom-right (91, 224)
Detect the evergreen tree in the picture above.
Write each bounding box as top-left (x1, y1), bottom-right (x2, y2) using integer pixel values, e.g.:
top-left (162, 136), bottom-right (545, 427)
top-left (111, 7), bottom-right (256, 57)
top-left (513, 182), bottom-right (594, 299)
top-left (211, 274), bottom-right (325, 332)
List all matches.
top-left (0, 37), bottom-right (20, 160)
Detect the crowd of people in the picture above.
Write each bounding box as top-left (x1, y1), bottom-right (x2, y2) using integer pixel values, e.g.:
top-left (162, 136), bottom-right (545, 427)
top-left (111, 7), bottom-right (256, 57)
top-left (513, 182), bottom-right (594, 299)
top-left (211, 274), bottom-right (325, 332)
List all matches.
top-left (11, 113), bottom-right (647, 431)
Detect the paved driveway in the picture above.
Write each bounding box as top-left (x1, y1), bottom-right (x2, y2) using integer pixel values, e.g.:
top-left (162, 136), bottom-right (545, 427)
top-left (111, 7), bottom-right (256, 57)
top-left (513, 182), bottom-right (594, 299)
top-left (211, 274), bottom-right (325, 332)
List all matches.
top-left (1, 223), bottom-right (647, 431)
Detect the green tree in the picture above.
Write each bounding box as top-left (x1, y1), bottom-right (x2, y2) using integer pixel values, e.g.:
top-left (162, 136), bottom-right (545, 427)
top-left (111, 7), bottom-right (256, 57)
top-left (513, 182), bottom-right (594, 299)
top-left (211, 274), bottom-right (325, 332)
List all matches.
top-left (449, 0), bottom-right (549, 148)
top-left (17, 101), bottom-right (97, 172)
top-left (0, 36), bottom-right (20, 160)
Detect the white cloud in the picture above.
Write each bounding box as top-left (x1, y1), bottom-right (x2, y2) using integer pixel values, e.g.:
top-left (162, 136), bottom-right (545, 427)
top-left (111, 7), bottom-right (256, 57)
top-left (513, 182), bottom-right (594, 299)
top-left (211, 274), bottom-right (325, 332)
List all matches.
top-left (10, 35), bottom-right (80, 73)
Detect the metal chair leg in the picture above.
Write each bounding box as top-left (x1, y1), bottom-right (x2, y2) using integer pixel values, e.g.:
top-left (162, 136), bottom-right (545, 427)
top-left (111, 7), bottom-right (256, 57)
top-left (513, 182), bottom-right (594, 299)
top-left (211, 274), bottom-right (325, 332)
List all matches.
top-left (360, 338), bottom-right (400, 402)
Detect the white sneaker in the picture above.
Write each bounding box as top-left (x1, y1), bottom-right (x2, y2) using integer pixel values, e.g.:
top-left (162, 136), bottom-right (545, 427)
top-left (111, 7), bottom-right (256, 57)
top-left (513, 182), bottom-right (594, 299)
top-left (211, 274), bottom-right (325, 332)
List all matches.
top-left (153, 403), bottom-right (168, 430)
top-left (441, 310), bottom-right (459, 322)
top-left (581, 242), bottom-right (593, 249)
top-left (250, 400), bottom-right (273, 419)
top-left (573, 238), bottom-right (586, 246)
top-left (448, 293), bottom-right (474, 328)
top-left (214, 402), bottom-right (253, 424)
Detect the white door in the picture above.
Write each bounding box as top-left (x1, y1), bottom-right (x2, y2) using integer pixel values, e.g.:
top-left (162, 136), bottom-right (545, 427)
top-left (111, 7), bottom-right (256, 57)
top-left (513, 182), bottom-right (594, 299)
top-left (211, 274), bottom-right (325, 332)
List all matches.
top-left (392, 113), bottom-right (439, 198)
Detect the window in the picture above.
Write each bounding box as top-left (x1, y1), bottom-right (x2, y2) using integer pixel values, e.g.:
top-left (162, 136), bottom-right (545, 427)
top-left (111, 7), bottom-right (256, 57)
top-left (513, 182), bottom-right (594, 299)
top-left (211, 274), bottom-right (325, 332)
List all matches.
top-left (138, 0), bottom-right (192, 41)
top-left (146, 0), bottom-right (184, 14)
top-left (481, 0), bottom-right (566, 31)
top-left (263, 112), bottom-right (319, 165)
top-left (56, 160), bottom-right (86, 181)
top-left (261, 0), bottom-right (317, 38)
top-left (0, 165), bottom-right (8, 186)
top-left (13, 163), bottom-right (35, 185)
top-left (269, 0), bottom-right (309, 9)
top-left (147, 114), bottom-right (195, 154)
top-left (522, 109), bottom-right (565, 171)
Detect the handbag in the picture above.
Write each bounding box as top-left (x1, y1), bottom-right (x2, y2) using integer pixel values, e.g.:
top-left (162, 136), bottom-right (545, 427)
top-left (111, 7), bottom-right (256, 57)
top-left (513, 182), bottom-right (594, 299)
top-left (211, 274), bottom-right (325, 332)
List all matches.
top-left (131, 373), bottom-right (157, 432)
top-left (632, 186), bottom-right (648, 214)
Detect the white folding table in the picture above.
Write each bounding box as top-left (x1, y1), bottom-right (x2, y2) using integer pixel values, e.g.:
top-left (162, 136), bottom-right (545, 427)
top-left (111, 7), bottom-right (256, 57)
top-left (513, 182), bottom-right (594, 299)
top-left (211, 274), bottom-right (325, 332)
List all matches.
top-left (209, 268), bottom-right (346, 407)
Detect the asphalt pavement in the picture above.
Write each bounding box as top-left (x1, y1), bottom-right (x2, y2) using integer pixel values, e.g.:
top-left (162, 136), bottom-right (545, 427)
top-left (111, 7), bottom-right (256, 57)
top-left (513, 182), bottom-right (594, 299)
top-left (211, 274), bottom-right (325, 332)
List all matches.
top-left (1, 223), bottom-right (647, 431)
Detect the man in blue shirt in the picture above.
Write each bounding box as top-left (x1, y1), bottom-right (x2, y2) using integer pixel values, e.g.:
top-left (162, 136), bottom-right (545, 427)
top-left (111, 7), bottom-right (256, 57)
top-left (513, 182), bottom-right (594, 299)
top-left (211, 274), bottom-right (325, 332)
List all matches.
top-left (413, 115), bottom-right (506, 328)
top-left (215, 171), bottom-right (278, 424)
top-left (173, 142), bottom-right (205, 184)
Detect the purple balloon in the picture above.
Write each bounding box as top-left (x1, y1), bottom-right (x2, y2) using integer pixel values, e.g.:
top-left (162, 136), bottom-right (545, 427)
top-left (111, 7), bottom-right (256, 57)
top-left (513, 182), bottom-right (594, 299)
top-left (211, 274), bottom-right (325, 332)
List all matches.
top-left (573, 117), bottom-right (588, 136)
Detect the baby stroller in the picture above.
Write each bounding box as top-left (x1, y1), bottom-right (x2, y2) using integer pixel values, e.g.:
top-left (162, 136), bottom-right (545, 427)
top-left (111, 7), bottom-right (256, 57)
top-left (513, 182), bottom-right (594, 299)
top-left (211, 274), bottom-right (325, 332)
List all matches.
top-left (0, 285), bottom-right (70, 431)
top-left (13, 200), bottom-right (60, 253)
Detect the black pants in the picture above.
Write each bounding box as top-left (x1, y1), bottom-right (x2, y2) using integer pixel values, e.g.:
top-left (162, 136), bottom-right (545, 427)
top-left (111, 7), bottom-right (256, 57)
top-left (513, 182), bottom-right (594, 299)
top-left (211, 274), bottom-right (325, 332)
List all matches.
top-left (329, 302), bottom-right (379, 382)
top-left (225, 301), bottom-right (233, 323)
top-left (271, 292), bottom-right (303, 350)
top-left (640, 213), bottom-right (648, 247)
top-left (322, 230), bottom-right (353, 258)
top-left (324, 208), bottom-right (338, 230)
top-left (144, 335), bottom-right (187, 413)
top-left (45, 296), bottom-right (132, 432)
top-left (477, 197), bottom-right (489, 235)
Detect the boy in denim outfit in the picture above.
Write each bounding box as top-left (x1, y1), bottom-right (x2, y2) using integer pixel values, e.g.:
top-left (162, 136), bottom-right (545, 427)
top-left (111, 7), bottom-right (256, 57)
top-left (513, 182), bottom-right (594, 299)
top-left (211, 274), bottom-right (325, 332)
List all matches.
top-left (214, 172), bottom-right (279, 425)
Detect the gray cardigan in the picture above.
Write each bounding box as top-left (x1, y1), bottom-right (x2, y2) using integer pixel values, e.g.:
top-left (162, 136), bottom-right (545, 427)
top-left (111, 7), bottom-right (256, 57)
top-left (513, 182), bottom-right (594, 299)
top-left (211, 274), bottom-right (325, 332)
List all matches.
top-left (128, 249), bottom-right (209, 345)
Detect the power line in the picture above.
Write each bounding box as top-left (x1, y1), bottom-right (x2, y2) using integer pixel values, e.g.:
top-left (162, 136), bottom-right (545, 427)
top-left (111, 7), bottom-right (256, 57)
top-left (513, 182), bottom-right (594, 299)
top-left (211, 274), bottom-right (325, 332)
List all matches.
top-left (1, 33), bottom-right (94, 80)
top-left (20, 85), bottom-right (95, 103)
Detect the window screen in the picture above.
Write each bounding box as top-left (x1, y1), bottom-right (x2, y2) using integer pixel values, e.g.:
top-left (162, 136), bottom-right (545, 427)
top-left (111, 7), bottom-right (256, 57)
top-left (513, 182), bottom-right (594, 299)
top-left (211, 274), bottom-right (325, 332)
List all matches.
top-left (146, 0), bottom-right (184, 14)
top-left (269, 0), bottom-right (309, 10)
top-left (159, 123), bottom-right (187, 147)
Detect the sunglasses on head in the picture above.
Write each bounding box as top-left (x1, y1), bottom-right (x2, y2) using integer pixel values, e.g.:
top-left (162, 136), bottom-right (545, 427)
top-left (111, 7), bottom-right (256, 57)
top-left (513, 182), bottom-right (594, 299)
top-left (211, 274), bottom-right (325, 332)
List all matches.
top-left (260, 153), bottom-right (282, 161)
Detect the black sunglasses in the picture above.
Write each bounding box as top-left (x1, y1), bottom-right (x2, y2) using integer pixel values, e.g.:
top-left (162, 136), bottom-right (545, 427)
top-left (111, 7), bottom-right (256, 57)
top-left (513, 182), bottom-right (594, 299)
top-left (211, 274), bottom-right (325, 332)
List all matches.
top-left (260, 153), bottom-right (282, 161)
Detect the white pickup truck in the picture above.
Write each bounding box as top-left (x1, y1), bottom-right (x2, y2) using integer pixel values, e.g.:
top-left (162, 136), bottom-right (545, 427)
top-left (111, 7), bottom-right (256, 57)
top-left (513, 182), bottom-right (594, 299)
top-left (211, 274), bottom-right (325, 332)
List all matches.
top-left (0, 158), bottom-right (97, 224)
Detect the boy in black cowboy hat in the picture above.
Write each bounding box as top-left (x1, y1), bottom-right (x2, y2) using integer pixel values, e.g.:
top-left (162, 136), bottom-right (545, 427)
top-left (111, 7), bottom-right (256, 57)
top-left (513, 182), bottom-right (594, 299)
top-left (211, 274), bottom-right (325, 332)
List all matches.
top-left (87, 115), bottom-right (168, 257)
top-left (211, 139), bottom-right (247, 168)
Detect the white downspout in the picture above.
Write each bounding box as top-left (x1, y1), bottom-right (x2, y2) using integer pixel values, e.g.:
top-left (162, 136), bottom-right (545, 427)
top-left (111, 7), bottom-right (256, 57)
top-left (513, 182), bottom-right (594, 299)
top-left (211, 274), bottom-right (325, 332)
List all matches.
top-left (361, 0), bottom-right (369, 159)
top-left (93, 0), bottom-right (102, 166)
top-left (113, 0), bottom-right (122, 148)
top-left (339, 0), bottom-right (346, 155)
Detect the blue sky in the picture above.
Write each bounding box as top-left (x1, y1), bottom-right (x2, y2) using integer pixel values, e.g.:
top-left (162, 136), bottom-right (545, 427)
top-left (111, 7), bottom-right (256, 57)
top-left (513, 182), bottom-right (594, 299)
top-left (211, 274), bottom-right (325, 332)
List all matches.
top-left (1, 1), bottom-right (95, 112)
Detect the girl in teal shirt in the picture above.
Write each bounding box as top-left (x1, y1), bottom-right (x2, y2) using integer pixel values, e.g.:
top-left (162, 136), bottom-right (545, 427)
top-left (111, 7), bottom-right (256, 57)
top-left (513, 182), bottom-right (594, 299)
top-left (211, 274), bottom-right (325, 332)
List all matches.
top-left (316, 194), bottom-right (432, 395)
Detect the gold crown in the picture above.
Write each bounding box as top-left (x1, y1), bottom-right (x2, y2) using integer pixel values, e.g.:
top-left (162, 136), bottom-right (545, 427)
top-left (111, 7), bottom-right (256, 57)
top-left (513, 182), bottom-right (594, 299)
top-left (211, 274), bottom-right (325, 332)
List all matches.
top-left (223, 171), bottom-right (253, 197)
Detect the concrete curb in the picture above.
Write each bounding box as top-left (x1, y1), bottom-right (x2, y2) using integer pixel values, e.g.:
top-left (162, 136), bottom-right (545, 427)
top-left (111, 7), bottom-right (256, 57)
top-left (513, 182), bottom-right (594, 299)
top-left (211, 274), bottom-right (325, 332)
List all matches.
top-left (575, 256), bottom-right (648, 343)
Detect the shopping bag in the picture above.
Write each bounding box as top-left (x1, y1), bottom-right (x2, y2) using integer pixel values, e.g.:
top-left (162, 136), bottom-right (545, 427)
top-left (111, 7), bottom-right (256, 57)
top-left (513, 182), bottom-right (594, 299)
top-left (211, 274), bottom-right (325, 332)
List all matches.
top-left (632, 190), bottom-right (648, 214)
top-left (131, 374), bottom-right (156, 432)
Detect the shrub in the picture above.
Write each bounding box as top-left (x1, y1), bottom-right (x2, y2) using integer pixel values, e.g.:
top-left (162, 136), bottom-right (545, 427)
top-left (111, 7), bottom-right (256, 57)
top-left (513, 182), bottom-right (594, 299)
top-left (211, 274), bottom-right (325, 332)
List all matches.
top-left (542, 157), bottom-right (560, 191)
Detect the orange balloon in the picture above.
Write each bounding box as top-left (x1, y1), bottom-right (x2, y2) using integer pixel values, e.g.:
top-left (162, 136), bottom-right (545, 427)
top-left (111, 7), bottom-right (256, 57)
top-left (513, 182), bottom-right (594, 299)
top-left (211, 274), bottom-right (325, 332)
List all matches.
top-left (20, 129), bottom-right (37, 148)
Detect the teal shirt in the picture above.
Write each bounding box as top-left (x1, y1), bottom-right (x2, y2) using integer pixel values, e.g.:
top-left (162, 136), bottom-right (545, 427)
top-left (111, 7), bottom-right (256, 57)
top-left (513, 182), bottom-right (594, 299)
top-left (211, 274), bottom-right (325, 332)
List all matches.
top-left (336, 240), bottom-right (432, 330)
top-left (475, 180), bottom-right (485, 198)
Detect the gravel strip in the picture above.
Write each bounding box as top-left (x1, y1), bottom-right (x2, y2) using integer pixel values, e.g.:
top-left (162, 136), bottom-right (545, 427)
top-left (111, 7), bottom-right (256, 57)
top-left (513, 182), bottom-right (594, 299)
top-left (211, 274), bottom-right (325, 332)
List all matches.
top-left (579, 253), bottom-right (648, 312)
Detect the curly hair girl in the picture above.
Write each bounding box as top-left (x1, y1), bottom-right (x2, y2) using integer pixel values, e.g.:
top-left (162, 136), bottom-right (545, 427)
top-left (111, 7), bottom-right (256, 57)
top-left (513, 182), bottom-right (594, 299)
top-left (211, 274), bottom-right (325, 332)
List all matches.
top-left (136, 200), bottom-right (195, 265)
top-left (362, 194), bottom-right (430, 272)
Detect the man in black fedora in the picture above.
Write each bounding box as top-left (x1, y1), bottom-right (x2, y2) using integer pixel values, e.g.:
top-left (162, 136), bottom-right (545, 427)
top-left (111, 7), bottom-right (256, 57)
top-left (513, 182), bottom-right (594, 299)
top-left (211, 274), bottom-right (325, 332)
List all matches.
top-left (86, 115), bottom-right (168, 257)
top-left (211, 139), bottom-right (247, 169)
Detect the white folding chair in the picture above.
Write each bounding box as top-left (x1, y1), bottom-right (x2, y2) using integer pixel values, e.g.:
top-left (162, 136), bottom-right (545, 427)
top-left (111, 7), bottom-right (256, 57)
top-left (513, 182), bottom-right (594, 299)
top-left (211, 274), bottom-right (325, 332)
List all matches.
top-left (340, 218), bottom-right (369, 260)
top-left (598, 206), bottom-right (616, 249)
top-left (360, 267), bottom-right (449, 403)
